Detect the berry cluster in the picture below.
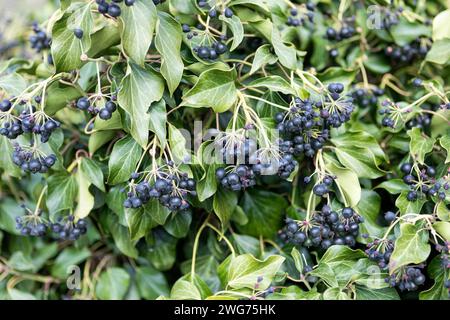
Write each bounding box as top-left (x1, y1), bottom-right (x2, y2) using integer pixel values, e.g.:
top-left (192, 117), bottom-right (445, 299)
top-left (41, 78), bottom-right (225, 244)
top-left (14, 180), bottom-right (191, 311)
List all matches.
top-left (0, 102), bottom-right (23, 138)
top-left (406, 113), bottom-right (431, 130)
top-left (29, 22), bottom-right (51, 53)
top-left (21, 110), bottom-right (60, 143)
top-left (279, 205), bottom-right (363, 249)
top-left (379, 99), bottom-right (410, 128)
top-left (96, 0), bottom-right (135, 18)
top-left (15, 210), bottom-right (47, 237)
top-left (351, 87), bottom-right (384, 109)
top-left (214, 136), bottom-right (298, 190)
top-left (309, 175), bottom-right (334, 197)
top-left (50, 216), bottom-right (88, 241)
top-left (271, 152), bottom-right (298, 179)
top-left (326, 24), bottom-right (355, 57)
top-left (275, 83), bottom-right (353, 158)
top-left (326, 25), bottom-right (355, 41)
top-left (400, 162), bottom-right (447, 202)
top-left (12, 144), bottom-right (57, 173)
top-left (376, 7), bottom-right (400, 29)
top-left (366, 239), bottom-right (394, 270)
top-left (76, 96), bottom-right (118, 120)
top-left (386, 266), bottom-right (426, 291)
top-left (192, 41), bottom-right (228, 61)
top-left (385, 40), bottom-right (430, 64)
top-left (1, 105), bottom-right (60, 143)
top-left (216, 165), bottom-right (256, 191)
top-left (182, 2), bottom-right (232, 61)
top-left (286, 4), bottom-right (315, 27)
top-left (123, 171), bottom-right (196, 212)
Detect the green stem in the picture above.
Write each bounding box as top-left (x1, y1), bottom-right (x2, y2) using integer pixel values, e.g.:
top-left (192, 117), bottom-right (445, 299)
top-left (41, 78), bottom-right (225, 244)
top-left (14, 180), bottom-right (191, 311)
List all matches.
top-left (207, 223), bottom-right (236, 257)
top-left (34, 185), bottom-right (48, 216)
top-left (190, 217), bottom-right (210, 282)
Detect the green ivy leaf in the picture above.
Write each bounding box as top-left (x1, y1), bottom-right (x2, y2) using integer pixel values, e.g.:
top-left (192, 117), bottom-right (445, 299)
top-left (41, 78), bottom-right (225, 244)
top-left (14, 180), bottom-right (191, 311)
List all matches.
top-left (232, 234), bottom-right (260, 257)
top-left (335, 146), bottom-right (385, 179)
top-left (220, 254), bottom-right (285, 290)
top-left (170, 279), bottom-right (202, 300)
top-left (219, 15), bottom-right (244, 51)
top-left (148, 99), bottom-right (167, 149)
top-left (0, 72), bottom-right (27, 96)
top-left (311, 30), bottom-right (328, 70)
top-left (118, 62), bottom-right (165, 148)
top-left (436, 202), bottom-right (450, 222)
top-left (89, 131), bottom-right (116, 155)
top-left (271, 25), bottom-right (297, 70)
top-left (147, 199), bottom-right (171, 225)
top-left (356, 190), bottom-right (386, 240)
top-left (8, 252), bottom-right (35, 272)
top-left (408, 128), bottom-right (435, 164)
top-left (0, 199), bottom-right (23, 234)
top-left (425, 39), bottom-right (450, 65)
top-left (163, 211), bottom-right (192, 238)
top-left (247, 76), bottom-right (296, 95)
top-left (395, 191), bottom-right (426, 215)
top-left (8, 289), bottom-right (37, 300)
top-left (440, 135), bottom-right (450, 163)
top-left (323, 287), bottom-right (351, 300)
top-left (374, 179), bottom-right (409, 194)
top-left (146, 230), bottom-right (178, 271)
top-left (432, 9), bottom-right (450, 41)
top-left (45, 81), bottom-right (84, 116)
top-left (87, 23), bottom-right (121, 58)
top-left (363, 53), bottom-right (391, 74)
top-left (106, 213), bottom-right (138, 258)
top-left (136, 266), bottom-right (170, 300)
top-left (309, 246), bottom-right (367, 288)
top-left (356, 286), bottom-right (400, 300)
top-left (168, 123), bottom-right (190, 163)
top-left (0, 136), bottom-right (21, 178)
top-left (331, 130), bottom-right (387, 162)
top-left (50, 247), bottom-right (90, 279)
top-left (119, 0), bottom-right (157, 65)
top-left (155, 12), bottom-right (184, 95)
top-left (390, 19), bottom-right (431, 46)
top-left (46, 172), bottom-right (77, 216)
top-left (229, 0), bottom-right (270, 11)
top-left (324, 155), bottom-right (361, 207)
top-left (79, 158), bottom-right (105, 192)
top-left (249, 44), bottom-right (278, 75)
top-left (125, 206), bottom-right (156, 241)
top-left (267, 286), bottom-right (322, 300)
top-left (108, 135), bottom-right (142, 185)
top-left (181, 68), bottom-right (237, 113)
top-left (95, 268), bottom-right (131, 300)
top-left (213, 187), bottom-right (238, 228)
top-left (389, 222), bottom-right (431, 272)
top-left (51, 3), bottom-right (93, 72)
top-left (73, 165), bottom-right (94, 220)
top-left (431, 110), bottom-right (450, 138)
top-left (236, 189), bottom-right (288, 238)
top-left (420, 256), bottom-right (449, 300)
top-left (197, 164), bottom-right (218, 202)
top-left (433, 221), bottom-right (450, 241)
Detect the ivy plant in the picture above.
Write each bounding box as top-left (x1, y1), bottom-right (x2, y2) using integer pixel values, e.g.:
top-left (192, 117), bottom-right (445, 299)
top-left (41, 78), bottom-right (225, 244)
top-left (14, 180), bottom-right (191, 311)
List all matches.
top-left (0, 0), bottom-right (449, 300)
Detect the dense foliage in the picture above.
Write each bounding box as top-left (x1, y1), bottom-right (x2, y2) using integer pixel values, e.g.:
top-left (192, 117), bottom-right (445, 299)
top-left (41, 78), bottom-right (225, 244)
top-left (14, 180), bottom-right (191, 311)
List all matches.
top-left (0, 0), bottom-right (449, 300)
